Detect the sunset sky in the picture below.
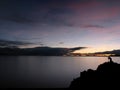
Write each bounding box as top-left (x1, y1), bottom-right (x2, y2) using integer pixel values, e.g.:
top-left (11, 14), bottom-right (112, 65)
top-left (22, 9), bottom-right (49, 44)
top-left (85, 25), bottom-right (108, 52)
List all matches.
top-left (0, 0), bottom-right (120, 53)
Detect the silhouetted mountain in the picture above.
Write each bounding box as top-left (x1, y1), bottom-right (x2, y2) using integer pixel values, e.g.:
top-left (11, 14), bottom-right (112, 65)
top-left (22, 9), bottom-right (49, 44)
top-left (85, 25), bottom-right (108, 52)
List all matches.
top-left (0, 46), bottom-right (85, 56)
top-left (95, 49), bottom-right (120, 56)
top-left (69, 61), bottom-right (120, 89)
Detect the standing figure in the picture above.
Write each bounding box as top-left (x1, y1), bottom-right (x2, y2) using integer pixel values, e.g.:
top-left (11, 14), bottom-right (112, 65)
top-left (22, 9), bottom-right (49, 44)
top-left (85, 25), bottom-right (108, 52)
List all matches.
top-left (108, 56), bottom-right (113, 63)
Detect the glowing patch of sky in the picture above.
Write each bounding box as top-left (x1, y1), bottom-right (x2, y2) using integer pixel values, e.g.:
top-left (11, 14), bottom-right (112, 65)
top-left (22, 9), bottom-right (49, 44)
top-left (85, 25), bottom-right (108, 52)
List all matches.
top-left (0, 0), bottom-right (120, 53)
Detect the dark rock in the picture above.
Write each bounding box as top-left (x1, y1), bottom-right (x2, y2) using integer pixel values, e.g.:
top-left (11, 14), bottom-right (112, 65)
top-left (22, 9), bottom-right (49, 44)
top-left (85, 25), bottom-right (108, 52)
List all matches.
top-left (69, 61), bottom-right (120, 89)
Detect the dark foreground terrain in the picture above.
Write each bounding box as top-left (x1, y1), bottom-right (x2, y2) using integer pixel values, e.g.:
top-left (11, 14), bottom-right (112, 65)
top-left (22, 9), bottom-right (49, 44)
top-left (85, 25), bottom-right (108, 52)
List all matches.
top-left (70, 61), bottom-right (120, 89)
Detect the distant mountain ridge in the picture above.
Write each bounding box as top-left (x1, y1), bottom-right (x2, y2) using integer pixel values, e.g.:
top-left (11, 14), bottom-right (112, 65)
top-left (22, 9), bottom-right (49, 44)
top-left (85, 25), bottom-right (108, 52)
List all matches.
top-left (95, 49), bottom-right (120, 56)
top-left (0, 46), bottom-right (85, 56)
top-left (1, 46), bottom-right (120, 56)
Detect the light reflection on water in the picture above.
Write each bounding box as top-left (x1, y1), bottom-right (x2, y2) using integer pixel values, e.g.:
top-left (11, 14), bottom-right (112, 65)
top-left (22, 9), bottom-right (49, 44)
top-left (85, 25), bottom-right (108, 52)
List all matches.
top-left (0, 56), bottom-right (119, 88)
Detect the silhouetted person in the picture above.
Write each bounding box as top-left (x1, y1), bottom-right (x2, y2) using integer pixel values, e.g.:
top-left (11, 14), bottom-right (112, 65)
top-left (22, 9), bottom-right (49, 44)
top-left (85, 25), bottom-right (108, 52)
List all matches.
top-left (108, 56), bottom-right (113, 63)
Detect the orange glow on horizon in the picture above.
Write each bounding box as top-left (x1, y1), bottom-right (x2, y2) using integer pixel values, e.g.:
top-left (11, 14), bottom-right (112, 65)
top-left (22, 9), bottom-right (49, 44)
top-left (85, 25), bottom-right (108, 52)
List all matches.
top-left (74, 47), bottom-right (115, 53)
top-left (19, 45), bottom-right (41, 48)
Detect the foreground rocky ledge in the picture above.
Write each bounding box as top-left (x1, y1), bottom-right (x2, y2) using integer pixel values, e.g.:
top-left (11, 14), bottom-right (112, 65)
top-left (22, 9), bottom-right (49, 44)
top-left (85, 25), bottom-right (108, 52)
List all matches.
top-left (69, 61), bottom-right (120, 89)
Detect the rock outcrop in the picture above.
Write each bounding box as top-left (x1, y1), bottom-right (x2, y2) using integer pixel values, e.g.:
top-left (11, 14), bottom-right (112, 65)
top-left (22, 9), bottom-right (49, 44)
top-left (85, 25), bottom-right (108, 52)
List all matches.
top-left (69, 61), bottom-right (120, 89)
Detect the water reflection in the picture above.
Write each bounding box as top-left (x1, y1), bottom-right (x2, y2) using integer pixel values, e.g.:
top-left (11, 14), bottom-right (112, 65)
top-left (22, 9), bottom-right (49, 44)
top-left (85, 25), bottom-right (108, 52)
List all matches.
top-left (0, 56), bottom-right (118, 88)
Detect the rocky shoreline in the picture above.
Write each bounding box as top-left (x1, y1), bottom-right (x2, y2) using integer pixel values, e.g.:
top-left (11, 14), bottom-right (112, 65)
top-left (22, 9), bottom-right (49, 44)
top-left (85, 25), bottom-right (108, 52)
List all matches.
top-left (69, 61), bottom-right (120, 89)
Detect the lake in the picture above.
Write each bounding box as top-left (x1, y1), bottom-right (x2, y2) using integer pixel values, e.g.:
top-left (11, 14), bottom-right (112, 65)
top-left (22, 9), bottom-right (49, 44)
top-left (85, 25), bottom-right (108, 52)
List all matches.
top-left (0, 56), bottom-right (119, 88)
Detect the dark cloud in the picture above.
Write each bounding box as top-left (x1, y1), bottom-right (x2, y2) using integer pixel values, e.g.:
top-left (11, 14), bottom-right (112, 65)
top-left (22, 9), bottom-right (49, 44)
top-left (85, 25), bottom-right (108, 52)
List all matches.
top-left (70, 47), bottom-right (87, 51)
top-left (0, 0), bottom-right (74, 25)
top-left (16, 37), bottom-right (46, 47)
top-left (0, 0), bottom-right (114, 27)
top-left (0, 39), bottom-right (32, 48)
top-left (59, 42), bottom-right (64, 44)
top-left (63, 23), bottom-right (104, 28)
top-left (0, 14), bottom-right (33, 23)
top-left (80, 24), bottom-right (104, 28)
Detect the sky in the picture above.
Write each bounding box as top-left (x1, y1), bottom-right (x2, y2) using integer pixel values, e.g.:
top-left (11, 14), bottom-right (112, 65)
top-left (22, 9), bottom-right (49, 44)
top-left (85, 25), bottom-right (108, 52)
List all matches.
top-left (0, 0), bottom-right (120, 53)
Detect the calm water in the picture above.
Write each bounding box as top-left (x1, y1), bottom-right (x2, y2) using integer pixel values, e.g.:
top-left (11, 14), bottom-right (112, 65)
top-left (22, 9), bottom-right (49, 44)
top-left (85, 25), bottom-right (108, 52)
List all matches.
top-left (0, 56), bottom-right (120, 88)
